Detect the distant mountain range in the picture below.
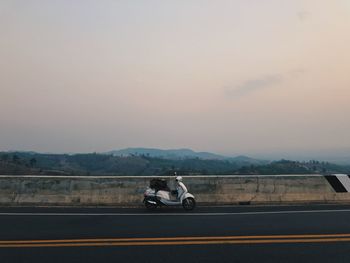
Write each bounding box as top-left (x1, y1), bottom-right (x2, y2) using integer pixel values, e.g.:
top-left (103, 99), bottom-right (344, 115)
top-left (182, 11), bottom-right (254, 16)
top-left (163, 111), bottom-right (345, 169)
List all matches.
top-left (1, 150), bottom-right (349, 176)
top-left (251, 148), bottom-right (350, 165)
top-left (106, 148), bottom-right (267, 165)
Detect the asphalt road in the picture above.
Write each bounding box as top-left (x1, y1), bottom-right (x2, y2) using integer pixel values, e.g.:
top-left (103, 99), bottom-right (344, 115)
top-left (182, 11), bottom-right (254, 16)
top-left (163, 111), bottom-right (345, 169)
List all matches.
top-left (1, 205), bottom-right (350, 263)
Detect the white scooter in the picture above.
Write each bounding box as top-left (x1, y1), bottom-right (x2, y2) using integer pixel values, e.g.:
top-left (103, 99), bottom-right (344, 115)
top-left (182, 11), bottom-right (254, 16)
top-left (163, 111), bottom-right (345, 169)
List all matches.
top-left (143, 176), bottom-right (196, 211)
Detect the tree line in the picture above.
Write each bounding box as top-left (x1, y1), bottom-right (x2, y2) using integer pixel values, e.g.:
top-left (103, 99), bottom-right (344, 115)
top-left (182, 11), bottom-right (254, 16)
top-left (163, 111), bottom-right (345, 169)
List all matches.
top-left (0, 152), bottom-right (349, 176)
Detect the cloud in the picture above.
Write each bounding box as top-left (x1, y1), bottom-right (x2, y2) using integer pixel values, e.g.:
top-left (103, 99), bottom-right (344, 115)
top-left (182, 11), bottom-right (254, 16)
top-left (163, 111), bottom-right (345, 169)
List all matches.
top-left (224, 74), bottom-right (283, 97)
top-left (288, 68), bottom-right (306, 78)
top-left (297, 11), bottom-right (311, 21)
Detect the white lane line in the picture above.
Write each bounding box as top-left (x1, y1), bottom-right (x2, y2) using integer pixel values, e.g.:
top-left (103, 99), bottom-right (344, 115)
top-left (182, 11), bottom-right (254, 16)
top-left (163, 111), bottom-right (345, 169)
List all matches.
top-left (1, 209), bottom-right (350, 216)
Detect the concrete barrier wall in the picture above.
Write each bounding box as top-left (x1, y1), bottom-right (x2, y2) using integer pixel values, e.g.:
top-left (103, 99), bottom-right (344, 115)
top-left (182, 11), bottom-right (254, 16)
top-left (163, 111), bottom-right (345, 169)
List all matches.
top-left (0, 175), bottom-right (350, 206)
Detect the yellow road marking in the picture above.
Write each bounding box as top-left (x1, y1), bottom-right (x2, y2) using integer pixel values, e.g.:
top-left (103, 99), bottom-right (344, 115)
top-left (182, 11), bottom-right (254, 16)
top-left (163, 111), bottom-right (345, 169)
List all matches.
top-left (1, 238), bottom-right (350, 248)
top-left (1, 234), bottom-right (350, 247)
top-left (1, 233), bottom-right (350, 244)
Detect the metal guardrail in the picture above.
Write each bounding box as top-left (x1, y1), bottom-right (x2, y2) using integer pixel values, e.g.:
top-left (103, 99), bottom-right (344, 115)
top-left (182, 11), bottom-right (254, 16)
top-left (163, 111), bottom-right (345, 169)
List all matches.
top-left (0, 174), bottom-right (324, 179)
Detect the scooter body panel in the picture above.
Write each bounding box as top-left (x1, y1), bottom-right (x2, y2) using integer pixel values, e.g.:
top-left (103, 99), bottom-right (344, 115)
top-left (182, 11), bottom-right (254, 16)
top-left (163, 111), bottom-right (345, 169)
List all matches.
top-left (143, 185), bottom-right (195, 209)
top-left (181, 192), bottom-right (195, 203)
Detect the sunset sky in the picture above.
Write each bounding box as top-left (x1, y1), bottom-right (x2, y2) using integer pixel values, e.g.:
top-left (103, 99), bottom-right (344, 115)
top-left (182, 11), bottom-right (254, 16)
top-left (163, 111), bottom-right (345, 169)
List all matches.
top-left (1, 0), bottom-right (349, 157)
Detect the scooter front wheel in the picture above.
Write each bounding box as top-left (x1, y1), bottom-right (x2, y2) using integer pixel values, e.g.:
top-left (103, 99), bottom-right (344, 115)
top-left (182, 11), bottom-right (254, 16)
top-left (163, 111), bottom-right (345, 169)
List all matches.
top-left (182, 197), bottom-right (196, 211)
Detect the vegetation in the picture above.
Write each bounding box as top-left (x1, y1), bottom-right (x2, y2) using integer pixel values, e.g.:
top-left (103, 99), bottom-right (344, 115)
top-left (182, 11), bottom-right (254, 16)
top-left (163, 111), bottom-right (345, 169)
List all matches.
top-left (0, 152), bottom-right (349, 176)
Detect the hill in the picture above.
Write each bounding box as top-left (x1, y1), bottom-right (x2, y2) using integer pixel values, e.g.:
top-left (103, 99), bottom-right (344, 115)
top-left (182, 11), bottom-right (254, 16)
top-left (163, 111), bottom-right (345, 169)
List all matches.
top-left (0, 152), bottom-right (349, 176)
top-left (106, 148), bottom-right (266, 164)
top-left (107, 148), bottom-right (228, 160)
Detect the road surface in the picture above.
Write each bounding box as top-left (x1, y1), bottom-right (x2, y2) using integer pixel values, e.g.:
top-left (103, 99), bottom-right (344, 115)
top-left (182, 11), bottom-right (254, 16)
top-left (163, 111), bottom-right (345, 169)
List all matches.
top-left (1, 205), bottom-right (350, 262)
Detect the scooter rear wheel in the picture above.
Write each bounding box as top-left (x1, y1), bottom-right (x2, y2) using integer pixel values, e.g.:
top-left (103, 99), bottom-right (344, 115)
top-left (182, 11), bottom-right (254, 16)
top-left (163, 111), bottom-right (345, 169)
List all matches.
top-left (144, 197), bottom-right (158, 210)
top-left (182, 198), bottom-right (196, 211)
top-left (145, 201), bottom-right (157, 210)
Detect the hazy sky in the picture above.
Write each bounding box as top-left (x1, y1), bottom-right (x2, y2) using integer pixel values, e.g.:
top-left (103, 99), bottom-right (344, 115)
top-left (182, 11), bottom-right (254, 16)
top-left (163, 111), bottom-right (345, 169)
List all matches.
top-left (1, 0), bottom-right (350, 155)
